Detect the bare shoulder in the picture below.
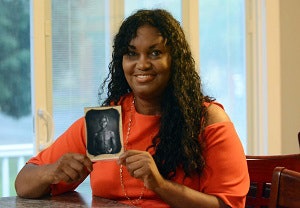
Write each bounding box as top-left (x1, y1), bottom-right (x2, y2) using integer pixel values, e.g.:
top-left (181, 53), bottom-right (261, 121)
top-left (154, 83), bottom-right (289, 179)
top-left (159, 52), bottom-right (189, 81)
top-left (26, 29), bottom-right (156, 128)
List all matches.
top-left (206, 103), bottom-right (231, 126)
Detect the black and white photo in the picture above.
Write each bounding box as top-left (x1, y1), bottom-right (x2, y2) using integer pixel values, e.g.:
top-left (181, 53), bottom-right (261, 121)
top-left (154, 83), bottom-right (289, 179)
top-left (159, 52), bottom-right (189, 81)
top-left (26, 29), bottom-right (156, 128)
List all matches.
top-left (85, 106), bottom-right (123, 161)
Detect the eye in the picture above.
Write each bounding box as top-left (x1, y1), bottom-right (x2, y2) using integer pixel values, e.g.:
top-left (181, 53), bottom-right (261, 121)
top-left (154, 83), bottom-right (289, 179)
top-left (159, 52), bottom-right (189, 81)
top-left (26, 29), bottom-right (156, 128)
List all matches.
top-left (126, 50), bottom-right (137, 57)
top-left (150, 50), bottom-right (162, 57)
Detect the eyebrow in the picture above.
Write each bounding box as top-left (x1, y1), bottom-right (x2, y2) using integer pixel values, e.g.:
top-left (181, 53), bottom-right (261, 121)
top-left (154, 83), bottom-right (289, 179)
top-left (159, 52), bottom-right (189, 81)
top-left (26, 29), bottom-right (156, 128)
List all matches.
top-left (127, 43), bottom-right (164, 50)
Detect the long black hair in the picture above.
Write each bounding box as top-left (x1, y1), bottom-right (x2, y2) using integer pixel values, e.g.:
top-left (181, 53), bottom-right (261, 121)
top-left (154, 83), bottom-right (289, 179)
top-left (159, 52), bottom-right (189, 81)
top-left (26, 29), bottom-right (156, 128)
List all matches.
top-left (99, 9), bottom-right (214, 179)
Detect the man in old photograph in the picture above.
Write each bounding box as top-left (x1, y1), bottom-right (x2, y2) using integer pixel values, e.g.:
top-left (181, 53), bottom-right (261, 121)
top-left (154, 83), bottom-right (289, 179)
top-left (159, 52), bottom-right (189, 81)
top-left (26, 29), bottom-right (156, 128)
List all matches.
top-left (93, 115), bottom-right (117, 154)
top-left (86, 108), bottom-right (121, 156)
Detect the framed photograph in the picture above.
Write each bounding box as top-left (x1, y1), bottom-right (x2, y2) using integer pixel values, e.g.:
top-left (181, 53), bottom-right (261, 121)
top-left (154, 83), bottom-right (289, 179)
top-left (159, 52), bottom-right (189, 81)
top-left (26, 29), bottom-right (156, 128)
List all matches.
top-left (84, 106), bottom-right (123, 161)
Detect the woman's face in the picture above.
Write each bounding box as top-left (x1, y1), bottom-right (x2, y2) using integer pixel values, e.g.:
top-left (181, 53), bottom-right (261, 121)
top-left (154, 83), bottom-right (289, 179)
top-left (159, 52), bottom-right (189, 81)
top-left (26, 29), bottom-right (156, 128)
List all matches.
top-left (122, 25), bottom-right (171, 100)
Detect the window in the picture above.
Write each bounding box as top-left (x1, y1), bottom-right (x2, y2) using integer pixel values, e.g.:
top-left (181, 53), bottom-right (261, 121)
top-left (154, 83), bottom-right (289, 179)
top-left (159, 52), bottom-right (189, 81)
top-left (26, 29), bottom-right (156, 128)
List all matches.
top-left (199, 0), bottom-right (247, 149)
top-left (0, 0), bottom-right (32, 197)
top-left (51, 0), bottom-right (107, 140)
top-left (124, 0), bottom-right (181, 19)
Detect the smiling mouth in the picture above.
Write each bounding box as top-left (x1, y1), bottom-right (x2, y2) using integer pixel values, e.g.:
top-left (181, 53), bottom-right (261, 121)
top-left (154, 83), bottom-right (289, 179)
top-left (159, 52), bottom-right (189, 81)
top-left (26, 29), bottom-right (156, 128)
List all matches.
top-left (135, 74), bottom-right (155, 82)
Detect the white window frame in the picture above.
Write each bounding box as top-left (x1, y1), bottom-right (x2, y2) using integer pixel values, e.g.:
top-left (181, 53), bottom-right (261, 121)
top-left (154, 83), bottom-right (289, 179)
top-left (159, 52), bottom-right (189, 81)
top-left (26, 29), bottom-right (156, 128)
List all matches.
top-left (245, 0), bottom-right (281, 155)
top-left (246, 0), bottom-right (269, 155)
top-left (31, 0), bottom-right (53, 153)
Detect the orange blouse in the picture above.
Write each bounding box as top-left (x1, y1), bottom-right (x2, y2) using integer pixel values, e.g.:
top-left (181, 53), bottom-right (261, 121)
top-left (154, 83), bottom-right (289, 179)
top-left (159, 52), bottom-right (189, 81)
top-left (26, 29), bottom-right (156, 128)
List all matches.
top-left (28, 93), bottom-right (249, 207)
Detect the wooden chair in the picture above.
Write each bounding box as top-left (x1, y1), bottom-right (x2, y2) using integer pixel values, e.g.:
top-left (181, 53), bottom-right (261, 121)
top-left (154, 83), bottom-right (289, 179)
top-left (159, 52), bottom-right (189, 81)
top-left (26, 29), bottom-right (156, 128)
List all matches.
top-left (269, 167), bottom-right (300, 208)
top-left (246, 154), bottom-right (300, 208)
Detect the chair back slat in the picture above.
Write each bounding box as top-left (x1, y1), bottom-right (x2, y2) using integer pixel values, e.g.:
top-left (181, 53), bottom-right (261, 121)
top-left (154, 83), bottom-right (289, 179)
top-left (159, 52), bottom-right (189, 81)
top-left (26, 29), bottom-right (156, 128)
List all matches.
top-left (246, 154), bottom-right (300, 208)
top-left (269, 167), bottom-right (300, 208)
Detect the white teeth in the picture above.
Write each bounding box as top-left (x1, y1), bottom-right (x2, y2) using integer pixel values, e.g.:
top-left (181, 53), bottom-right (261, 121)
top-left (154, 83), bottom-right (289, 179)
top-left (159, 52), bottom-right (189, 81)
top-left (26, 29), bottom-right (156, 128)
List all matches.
top-left (137, 75), bottom-right (151, 77)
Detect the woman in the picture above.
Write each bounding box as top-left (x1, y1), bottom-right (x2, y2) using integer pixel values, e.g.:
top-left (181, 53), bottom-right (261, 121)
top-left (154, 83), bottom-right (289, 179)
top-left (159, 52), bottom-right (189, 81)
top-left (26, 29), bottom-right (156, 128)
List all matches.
top-left (15, 9), bottom-right (249, 208)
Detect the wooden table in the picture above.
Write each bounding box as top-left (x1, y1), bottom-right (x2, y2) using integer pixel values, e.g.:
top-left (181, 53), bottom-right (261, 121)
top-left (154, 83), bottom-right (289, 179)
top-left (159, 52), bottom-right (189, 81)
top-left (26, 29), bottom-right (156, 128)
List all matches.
top-left (0, 191), bottom-right (136, 207)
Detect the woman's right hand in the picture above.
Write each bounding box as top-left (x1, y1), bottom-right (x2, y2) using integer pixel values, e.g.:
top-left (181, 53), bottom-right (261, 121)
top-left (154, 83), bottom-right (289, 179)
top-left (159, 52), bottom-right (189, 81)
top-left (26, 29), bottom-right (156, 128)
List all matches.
top-left (48, 153), bottom-right (93, 184)
top-left (15, 153), bottom-right (93, 198)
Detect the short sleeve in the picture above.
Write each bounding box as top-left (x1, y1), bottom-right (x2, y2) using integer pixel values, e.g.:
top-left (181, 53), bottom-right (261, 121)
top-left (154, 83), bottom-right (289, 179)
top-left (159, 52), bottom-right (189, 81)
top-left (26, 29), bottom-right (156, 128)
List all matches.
top-left (27, 117), bottom-right (87, 195)
top-left (200, 122), bottom-right (250, 208)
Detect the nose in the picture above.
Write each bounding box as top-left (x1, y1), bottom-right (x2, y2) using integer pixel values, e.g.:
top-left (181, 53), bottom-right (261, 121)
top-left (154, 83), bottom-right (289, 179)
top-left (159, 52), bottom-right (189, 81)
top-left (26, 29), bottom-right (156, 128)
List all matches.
top-left (137, 55), bottom-right (151, 70)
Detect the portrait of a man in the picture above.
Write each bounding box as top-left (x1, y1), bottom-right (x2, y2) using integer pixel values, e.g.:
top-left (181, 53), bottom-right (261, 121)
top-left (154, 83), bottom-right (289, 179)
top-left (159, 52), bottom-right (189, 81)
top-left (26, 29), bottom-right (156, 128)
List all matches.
top-left (85, 106), bottom-right (123, 161)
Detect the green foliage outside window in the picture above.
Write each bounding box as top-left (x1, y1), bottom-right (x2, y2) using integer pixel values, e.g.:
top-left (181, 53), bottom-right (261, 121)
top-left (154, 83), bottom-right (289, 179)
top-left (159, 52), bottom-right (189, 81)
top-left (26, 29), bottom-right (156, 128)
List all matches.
top-left (0, 0), bottom-right (31, 119)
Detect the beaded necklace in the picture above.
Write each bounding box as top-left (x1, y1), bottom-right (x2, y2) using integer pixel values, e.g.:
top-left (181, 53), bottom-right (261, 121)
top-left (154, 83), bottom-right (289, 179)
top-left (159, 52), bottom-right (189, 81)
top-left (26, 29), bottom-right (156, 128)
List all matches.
top-left (119, 97), bottom-right (145, 206)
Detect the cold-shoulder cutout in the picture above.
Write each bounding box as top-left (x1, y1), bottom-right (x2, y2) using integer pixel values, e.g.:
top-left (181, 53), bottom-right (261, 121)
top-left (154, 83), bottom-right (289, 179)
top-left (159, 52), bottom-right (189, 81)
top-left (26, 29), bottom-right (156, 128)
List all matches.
top-left (206, 103), bottom-right (231, 126)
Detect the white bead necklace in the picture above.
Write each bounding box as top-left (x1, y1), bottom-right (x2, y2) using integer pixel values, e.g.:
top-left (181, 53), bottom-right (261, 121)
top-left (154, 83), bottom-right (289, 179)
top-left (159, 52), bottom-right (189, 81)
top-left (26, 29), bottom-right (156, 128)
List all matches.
top-left (119, 96), bottom-right (145, 206)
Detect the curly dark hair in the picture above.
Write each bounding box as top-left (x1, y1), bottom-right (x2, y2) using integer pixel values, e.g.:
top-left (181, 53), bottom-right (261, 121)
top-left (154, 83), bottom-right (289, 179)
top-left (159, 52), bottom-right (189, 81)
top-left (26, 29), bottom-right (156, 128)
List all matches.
top-left (99, 9), bottom-right (214, 179)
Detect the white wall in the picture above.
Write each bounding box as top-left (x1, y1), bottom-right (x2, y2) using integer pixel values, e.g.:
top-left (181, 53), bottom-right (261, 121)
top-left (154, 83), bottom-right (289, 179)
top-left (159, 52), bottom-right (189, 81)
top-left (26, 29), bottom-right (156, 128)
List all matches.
top-left (280, 0), bottom-right (300, 154)
top-left (266, 0), bottom-right (300, 154)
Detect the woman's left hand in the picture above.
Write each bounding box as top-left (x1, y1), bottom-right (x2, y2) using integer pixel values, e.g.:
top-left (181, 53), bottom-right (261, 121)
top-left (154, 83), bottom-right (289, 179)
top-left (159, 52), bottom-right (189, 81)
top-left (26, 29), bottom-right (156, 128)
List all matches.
top-left (118, 150), bottom-right (165, 191)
